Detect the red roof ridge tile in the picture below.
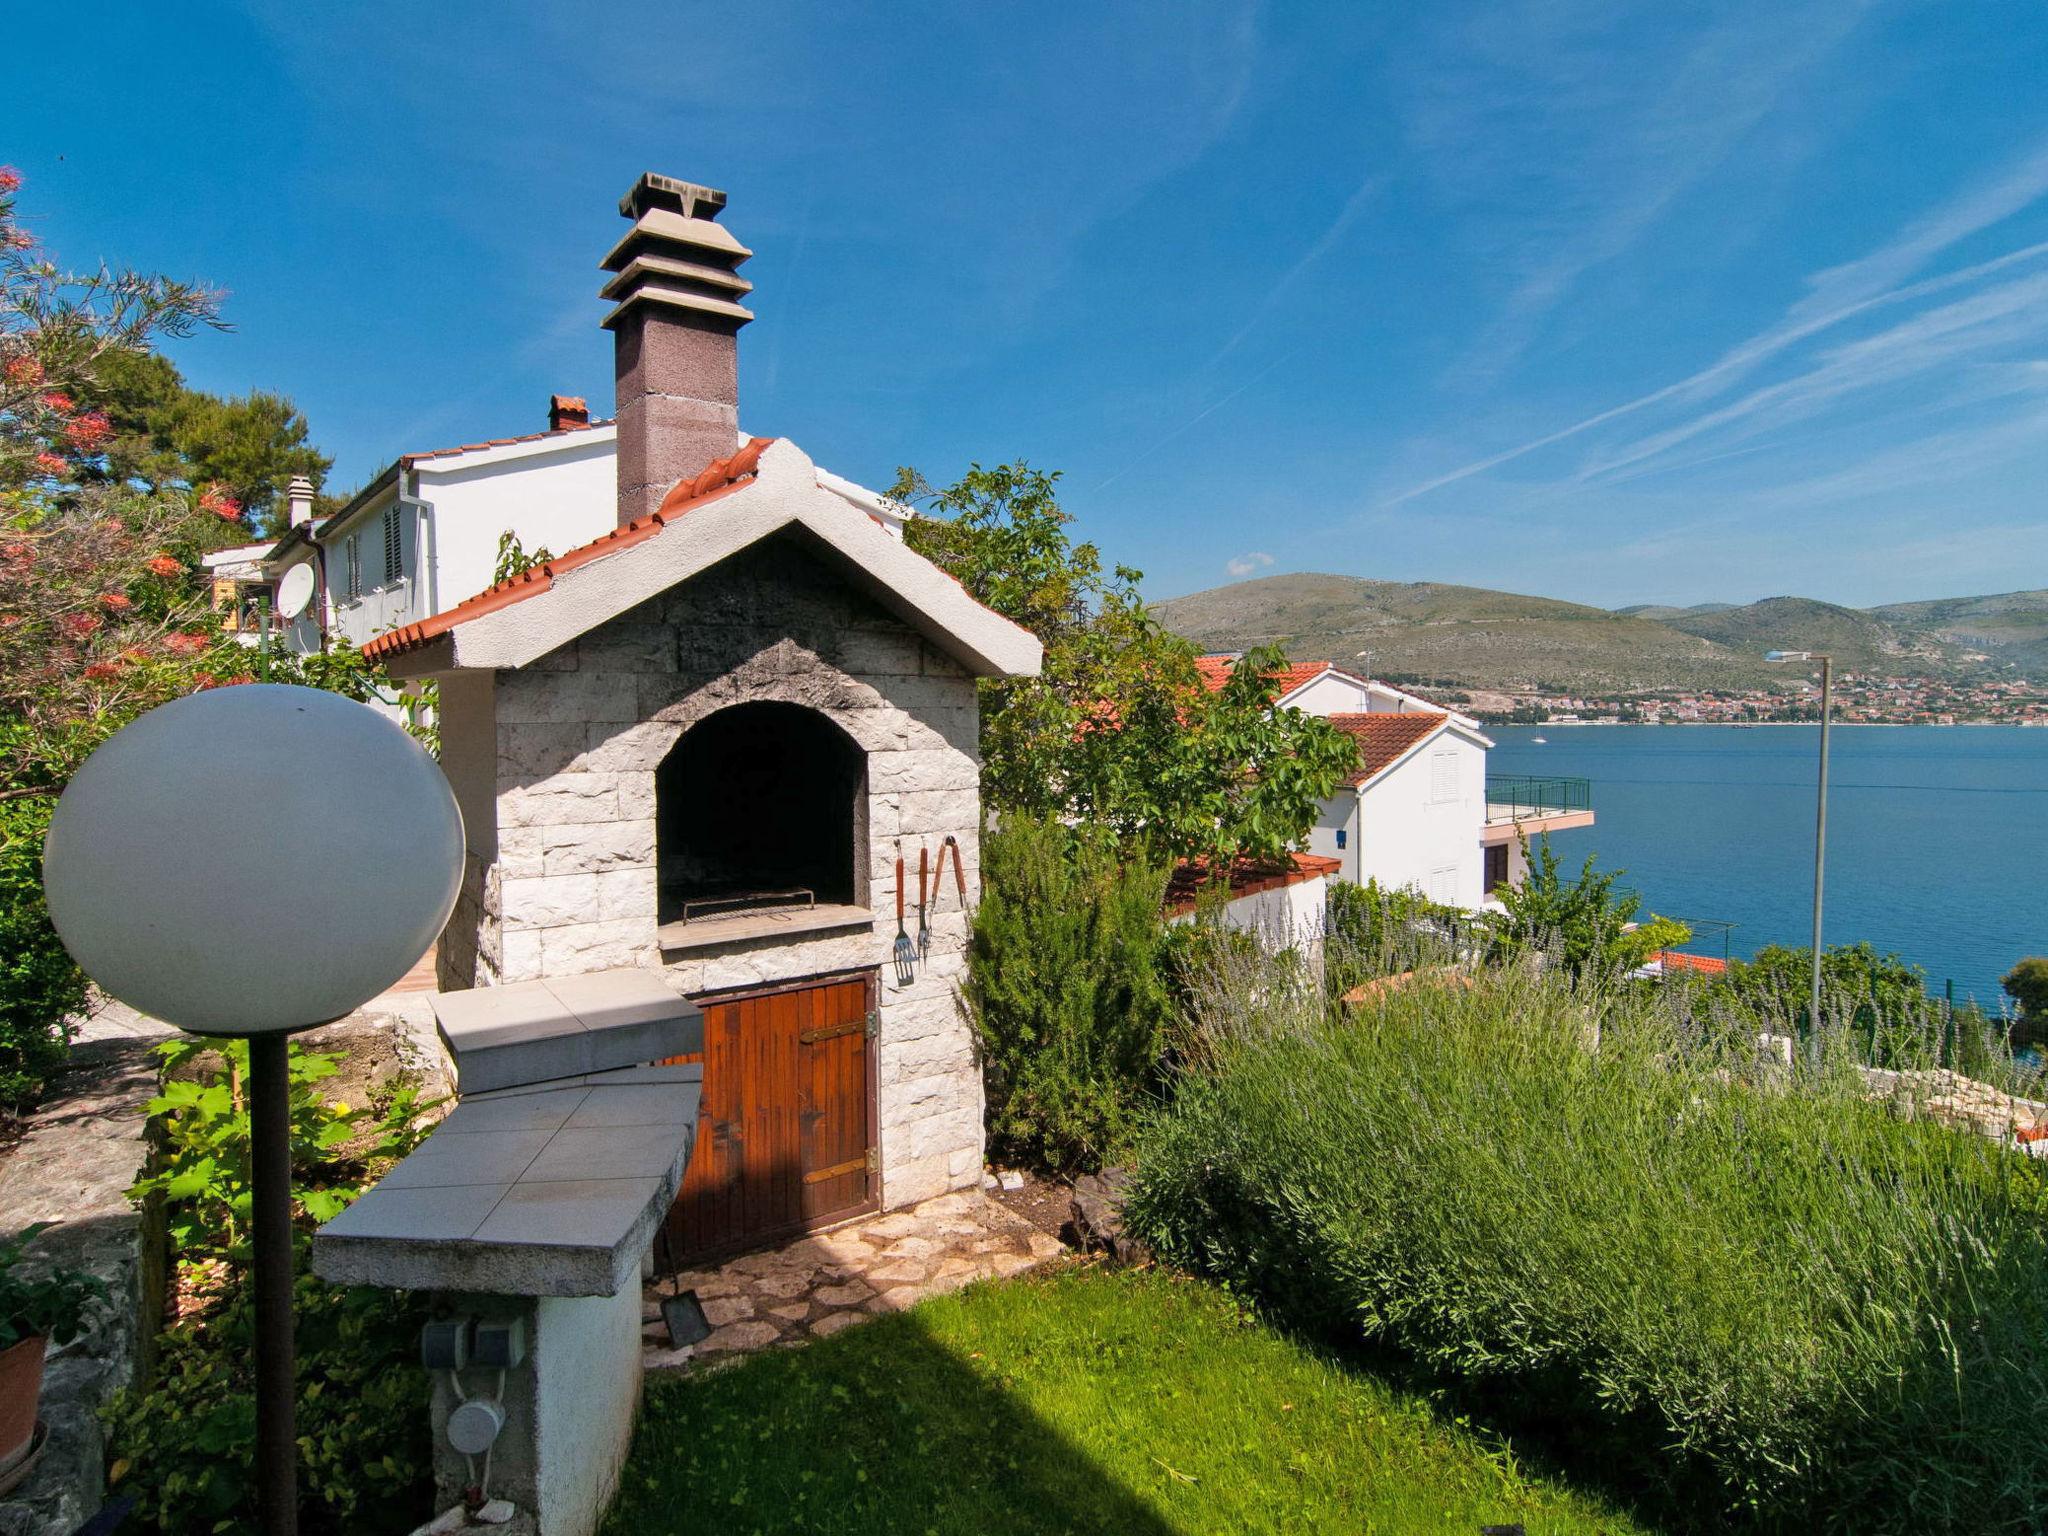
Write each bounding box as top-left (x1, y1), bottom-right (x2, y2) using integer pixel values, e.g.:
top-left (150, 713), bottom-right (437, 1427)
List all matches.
top-left (362, 438), bottom-right (776, 662)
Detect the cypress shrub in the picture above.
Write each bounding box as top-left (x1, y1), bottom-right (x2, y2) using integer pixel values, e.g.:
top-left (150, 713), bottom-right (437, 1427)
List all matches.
top-left (966, 817), bottom-right (1171, 1173)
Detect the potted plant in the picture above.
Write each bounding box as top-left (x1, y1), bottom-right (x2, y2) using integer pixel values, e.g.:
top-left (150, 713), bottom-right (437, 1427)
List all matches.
top-left (0, 1224), bottom-right (106, 1489)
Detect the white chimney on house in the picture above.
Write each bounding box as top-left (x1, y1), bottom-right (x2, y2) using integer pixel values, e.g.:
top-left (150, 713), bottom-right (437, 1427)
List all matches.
top-left (601, 174), bottom-right (755, 528)
top-left (286, 475), bottom-right (315, 529)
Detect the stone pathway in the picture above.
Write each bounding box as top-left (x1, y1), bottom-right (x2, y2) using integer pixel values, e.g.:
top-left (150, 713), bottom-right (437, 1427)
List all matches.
top-left (641, 1190), bottom-right (1067, 1370)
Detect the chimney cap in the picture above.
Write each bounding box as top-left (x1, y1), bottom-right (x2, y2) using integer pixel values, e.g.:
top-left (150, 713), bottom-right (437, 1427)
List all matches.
top-left (619, 173), bottom-right (728, 223)
top-left (549, 394), bottom-right (591, 431)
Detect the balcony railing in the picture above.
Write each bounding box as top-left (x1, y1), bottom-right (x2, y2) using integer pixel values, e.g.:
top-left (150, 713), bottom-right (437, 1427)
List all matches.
top-left (1484, 774), bottom-right (1592, 823)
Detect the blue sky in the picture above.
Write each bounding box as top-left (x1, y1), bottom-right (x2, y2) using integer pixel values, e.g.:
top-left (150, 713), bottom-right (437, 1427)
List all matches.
top-left (11, 1), bottom-right (2048, 608)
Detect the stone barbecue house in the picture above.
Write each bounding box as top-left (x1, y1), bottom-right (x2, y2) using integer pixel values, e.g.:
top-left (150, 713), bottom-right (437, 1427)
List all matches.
top-left (365, 173), bottom-right (1040, 1261)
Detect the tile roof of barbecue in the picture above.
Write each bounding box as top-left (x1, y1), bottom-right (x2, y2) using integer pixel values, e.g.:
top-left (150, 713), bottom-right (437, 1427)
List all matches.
top-left (1325, 711), bottom-right (1449, 787)
top-left (360, 436), bottom-right (1041, 682)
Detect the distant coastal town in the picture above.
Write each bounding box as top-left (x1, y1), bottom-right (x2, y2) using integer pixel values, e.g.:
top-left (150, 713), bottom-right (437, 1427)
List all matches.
top-left (1458, 673), bottom-right (2048, 726)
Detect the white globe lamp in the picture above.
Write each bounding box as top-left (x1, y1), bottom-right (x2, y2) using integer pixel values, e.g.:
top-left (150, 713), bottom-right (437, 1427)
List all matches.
top-left (41, 684), bottom-right (463, 1536)
top-left (43, 683), bottom-right (462, 1034)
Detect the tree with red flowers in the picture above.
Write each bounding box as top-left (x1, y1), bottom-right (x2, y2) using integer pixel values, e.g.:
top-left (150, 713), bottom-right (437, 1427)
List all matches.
top-left (0, 166), bottom-right (375, 1107)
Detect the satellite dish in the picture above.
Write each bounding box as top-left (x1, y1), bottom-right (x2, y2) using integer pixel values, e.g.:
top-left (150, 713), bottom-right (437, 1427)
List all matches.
top-left (277, 563), bottom-right (316, 620)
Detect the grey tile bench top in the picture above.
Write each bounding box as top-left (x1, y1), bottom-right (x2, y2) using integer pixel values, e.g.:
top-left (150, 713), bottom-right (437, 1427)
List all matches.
top-left (431, 969), bottom-right (704, 1094)
top-left (310, 1063), bottom-right (702, 1298)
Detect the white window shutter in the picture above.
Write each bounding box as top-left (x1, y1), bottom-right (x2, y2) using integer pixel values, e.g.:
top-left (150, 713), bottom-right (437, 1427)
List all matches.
top-left (1430, 749), bottom-right (1458, 804)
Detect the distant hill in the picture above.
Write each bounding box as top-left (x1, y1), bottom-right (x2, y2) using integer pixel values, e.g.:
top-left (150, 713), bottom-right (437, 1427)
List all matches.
top-left (1151, 574), bottom-right (2036, 695)
top-left (1613, 601), bottom-right (1737, 621)
top-left (1651, 596), bottom-right (1949, 675)
top-left (1868, 589), bottom-right (2048, 674)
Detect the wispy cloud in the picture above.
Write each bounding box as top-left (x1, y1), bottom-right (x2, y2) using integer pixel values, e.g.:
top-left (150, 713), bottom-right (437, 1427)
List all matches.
top-left (1226, 551), bottom-right (1275, 577)
top-left (1403, 0), bottom-right (1873, 383)
top-left (1582, 267), bottom-right (2048, 478)
top-left (1378, 130), bottom-right (2048, 508)
top-left (1092, 346), bottom-right (1301, 492)
top-left (1209, 174), bottom-right (1383, 369)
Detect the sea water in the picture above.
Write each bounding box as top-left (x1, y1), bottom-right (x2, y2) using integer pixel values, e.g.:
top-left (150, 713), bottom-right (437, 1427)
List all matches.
top-left (1486, 724), bottom-right (2048, 1008)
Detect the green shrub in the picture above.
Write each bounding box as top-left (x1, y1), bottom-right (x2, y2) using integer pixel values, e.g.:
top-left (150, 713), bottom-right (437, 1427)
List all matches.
top-left (0, 798), bottom-right (84, 1113)
top-left (1129, 967), bottom-right (2048, 1531)
top-left (130, 1036), bottom-right (435, 1250)
top-left (1707, 941), bottom-right (2019, 1076)
top-left (0, 1222), bottom-right (107, 1348)
top-left (967, 816), bottom-right (1172, 1173)
top-left (1485, 836), bottom-right (1689, 979)
top-left (103, 1263), bottom-right (431, 1535)
top-left (104, 1038), bottom-right (438, 1533)
top-left (2003, 956), bottom-right (2048, 1040)
top-left (1323, 879), bottom-right (1466, 996)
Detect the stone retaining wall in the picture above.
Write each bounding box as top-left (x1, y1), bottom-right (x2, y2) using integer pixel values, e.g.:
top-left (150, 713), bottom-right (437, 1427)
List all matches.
top-left (0, 1006), bottom-right (167, 1536)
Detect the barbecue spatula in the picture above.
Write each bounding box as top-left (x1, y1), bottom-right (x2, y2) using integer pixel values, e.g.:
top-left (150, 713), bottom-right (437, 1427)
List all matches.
top-left (893, 852), bottom-right (916, 986)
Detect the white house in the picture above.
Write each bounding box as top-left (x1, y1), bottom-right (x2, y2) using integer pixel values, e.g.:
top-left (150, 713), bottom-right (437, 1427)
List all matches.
top-left (1197, 657), bottom-right (1593, 907)
top-left (245, 400), bottom-right (911, 661)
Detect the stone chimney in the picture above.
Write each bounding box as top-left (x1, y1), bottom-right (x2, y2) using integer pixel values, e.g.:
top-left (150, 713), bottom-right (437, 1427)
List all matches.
top-left (286, 475), bottom-right (315, 529)
top-left (549, 394), bottom-right (591, 432)
top-left (601, 173), bottom-right (754, 527)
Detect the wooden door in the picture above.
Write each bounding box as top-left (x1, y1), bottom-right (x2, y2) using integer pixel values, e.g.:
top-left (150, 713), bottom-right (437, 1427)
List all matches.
top-left (660, 971), bottom-right (877, 1263)
top-left (1484, 842), bottom-right (1509, 894)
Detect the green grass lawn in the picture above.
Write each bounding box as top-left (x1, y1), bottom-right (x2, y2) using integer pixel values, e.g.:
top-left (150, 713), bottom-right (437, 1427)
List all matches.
top-left (603, 1266), bottom-right (1655, 1536)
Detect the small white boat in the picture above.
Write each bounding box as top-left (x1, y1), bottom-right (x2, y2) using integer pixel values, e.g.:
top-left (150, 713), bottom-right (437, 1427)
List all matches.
top-left (1531, 736), bottom-right (1547, 744)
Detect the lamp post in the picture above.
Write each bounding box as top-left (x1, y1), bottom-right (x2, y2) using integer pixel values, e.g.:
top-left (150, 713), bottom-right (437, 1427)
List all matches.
top-left (1765, 650), bottom-right (1833, 1032)
top-left (41, 686), bottom-right (463, 1536)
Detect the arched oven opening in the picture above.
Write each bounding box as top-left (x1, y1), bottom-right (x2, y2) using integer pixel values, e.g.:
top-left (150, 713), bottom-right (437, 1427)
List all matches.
top-left (656, 702), bottom-right (867, 925)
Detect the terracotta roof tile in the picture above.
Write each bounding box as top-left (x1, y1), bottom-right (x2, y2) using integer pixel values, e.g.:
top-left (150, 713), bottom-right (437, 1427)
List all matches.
top-left (1193, 655), bottom-right (1333, 697)
top-left (1325, 711), bottom-right (1447, 786)
top-left (1163, 851), bottom-right (1341, 916)
top-left (1654, 950), bottom-right (1730, 976)
top-left (361, 438), bottom-right (775, 662)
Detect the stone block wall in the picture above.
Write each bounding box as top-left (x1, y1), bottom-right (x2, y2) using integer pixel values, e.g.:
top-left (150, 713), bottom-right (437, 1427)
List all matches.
top-left (441, 532), bottom-right (986, 1208)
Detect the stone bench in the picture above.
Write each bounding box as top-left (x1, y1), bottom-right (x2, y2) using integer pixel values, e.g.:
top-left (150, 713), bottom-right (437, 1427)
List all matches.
top-left (309, 968), bottom-right (706, 1536)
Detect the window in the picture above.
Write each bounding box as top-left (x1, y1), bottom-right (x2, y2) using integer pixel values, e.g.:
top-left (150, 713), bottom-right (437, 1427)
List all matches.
top-left (1429, 865), bottom-right (1457, 904)
top-left (1429, 749), bottom-right (1459, 804)
top-left (344, 535), bottom-right (361, 599)
top-left (382, 507), bottom-right (403, 584)
top-left (1335, 828), bottom-right (1347, 850)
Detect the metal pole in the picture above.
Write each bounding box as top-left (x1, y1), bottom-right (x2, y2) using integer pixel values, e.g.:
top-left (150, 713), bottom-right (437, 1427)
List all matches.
top-left (248, 1032), bottom-right (299, 1536)
top-left (1810, 656), bottom-right (1831, 1033)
